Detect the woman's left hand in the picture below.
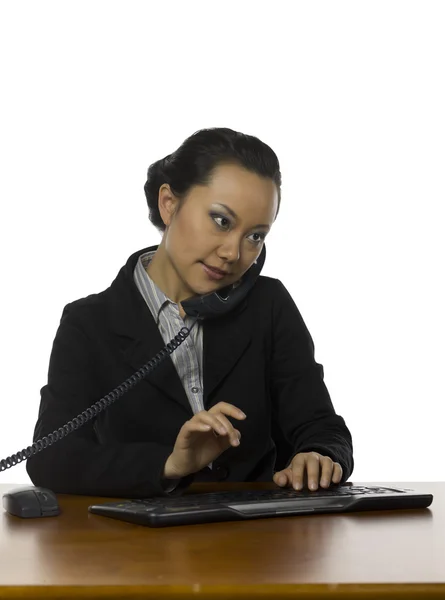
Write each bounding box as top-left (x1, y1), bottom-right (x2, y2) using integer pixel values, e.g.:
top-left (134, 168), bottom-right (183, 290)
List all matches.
top-left (273, 451), bottom-right (343, 491)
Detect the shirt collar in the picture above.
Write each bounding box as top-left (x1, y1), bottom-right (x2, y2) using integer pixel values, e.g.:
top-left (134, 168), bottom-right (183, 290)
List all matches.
top-left (134, 250), bottom-right (177, 325)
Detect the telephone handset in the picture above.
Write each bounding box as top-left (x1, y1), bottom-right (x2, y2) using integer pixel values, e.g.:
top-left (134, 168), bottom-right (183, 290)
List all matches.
top-left (181, 243), bottom-right (266, 318)
top-left (0, 245), bottom-right (266, 474)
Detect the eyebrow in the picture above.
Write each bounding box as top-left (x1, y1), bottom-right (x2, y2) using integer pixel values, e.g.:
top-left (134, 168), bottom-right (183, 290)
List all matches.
top-left (214, 203), bottom-right (271, 229)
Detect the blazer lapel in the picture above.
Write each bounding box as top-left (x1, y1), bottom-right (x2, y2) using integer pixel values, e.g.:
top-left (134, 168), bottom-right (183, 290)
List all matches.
top-left (106, 247), bottom-right (193, 416)
top-left (202, 299), bottom-right (252, 408)
top-left (120, 320), bottom-right (193, 416)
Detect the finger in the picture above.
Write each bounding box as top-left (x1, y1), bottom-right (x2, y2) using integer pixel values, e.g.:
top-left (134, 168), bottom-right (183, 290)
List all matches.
top-left (304, 452), bottom-right (321, 491)
top-left (290, 454), bottom-right (307, 490)
top-left (198, 413), bottom-right (239, 446)
top-left (332, 462), bottom-right (343, 484)
top-left (214, 414), bottom-right (240, 446)
top-left (184, 414), bottom-right (211, 432)
top-left (210, 402), bottom-right (247, 421)
top-left (319, 457), bottom-right (334, 488)
top-left (273, 470), bottom-right (291, 487)
top-left (196, 413), bottom-right (230, 438)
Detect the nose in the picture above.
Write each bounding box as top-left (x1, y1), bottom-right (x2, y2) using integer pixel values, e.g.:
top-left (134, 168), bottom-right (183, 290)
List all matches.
top-left (217, 237), bottom-right (241, 263)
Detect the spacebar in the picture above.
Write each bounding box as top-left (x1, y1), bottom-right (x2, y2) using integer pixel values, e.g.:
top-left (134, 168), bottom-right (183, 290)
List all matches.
top-left (228, 499), bottom-right (345, 514)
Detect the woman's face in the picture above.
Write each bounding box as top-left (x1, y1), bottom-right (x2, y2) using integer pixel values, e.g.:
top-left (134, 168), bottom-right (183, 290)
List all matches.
top-left (159, 162), bottom-right (279, 301)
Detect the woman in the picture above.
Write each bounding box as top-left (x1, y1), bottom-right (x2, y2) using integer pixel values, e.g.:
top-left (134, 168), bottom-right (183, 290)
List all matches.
top-left (27, 127), bottom-right (354, 498)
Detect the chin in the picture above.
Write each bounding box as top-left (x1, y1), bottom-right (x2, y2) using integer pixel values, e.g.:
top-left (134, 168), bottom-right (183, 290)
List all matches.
top-left (191, 280), bottom-right (225, 299)
top-left (193, 282), bottom-right (219, 297)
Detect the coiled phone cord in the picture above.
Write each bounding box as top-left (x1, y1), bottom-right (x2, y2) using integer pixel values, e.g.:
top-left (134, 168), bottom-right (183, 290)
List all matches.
top-left (0, 319), bottom-right (199, 472)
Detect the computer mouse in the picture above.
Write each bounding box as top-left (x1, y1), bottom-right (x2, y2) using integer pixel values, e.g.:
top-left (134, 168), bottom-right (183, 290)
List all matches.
top-left (2, 485), bottom-right (60, 518)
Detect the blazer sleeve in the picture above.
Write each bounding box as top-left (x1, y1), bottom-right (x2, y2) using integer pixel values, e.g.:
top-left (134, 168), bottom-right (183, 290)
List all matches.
top-left (269, 280), bottom-right (354, 482)
top-left (26, 308), bottom-right (194, 498)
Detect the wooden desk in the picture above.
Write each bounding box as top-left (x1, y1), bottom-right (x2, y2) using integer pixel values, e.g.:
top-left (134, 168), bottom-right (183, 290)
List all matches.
top-left (0, 481), bottom-right (443, 599)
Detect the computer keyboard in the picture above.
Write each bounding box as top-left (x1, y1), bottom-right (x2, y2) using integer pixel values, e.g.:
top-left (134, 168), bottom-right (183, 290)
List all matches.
top-left (128, 484), bottom-right (399, 509)
top-left (88, 484), bottom-right (425, 527)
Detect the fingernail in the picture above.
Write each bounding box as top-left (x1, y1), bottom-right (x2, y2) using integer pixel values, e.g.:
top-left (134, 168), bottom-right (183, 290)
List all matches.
top-left (321, 479), bottom-right (329, 487)
top-left (279, 476), bottom-right (286, 486)
top-left (310, 481), bottom-right (317, 490)
top-left (294, 482), bottom-right (302, 490)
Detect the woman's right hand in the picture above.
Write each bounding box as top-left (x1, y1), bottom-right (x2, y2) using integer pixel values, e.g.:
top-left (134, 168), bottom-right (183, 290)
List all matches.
top-left (163, 402), bottom-right (247, 479)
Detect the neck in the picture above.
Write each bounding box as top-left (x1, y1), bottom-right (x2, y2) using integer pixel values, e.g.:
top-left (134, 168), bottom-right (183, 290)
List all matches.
top-left (145, 242), bottom-right (191, 314)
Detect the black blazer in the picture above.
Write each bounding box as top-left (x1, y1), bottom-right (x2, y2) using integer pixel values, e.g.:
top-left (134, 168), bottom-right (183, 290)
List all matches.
top-left (26, 246), bottom-right (354, 497)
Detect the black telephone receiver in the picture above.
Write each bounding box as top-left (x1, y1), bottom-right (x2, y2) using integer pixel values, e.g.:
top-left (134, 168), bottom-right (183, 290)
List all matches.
top-left (0, 245), bottom-right (266, 475)
top-left (182, 243), bottom-right (266, 318)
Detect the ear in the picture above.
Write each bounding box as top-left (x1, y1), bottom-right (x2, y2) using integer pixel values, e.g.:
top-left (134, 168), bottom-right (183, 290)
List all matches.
top-left (158, 184), bottom-right (180, 227)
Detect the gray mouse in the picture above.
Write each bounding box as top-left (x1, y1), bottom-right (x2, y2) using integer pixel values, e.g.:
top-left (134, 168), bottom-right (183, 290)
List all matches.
top-left (2, 485), bottom-right (60, 518)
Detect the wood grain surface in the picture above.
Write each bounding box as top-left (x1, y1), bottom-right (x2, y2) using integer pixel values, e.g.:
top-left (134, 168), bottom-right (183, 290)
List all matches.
top-left (0, 481), bottom-right (443, 599)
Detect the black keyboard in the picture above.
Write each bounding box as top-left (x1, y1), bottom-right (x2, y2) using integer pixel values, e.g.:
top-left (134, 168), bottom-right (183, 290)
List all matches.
top-left (88, 484), bottom-right (424, 527)
top-left (126, 484), bottom-right (400, 509)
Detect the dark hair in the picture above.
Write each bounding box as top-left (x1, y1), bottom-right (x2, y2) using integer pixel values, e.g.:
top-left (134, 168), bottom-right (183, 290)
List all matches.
top-left (144, 127), bottom-right (282, 233)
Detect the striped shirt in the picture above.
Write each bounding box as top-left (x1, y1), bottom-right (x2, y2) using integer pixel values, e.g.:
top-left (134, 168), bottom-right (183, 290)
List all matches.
top-left (133, 250), bottom-right (212, 474)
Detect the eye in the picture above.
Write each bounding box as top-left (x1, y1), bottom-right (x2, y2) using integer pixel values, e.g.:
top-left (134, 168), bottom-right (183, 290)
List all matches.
top-left (211, 214), bottom-right (231, 230)
top-left (248, 232), bottom-right (266, 244)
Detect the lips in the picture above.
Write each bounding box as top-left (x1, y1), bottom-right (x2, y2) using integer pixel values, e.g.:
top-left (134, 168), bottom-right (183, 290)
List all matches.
top-left (204, 263), bottom-right (227, 275)
top-left (202, 263), bottom-right (228, 275)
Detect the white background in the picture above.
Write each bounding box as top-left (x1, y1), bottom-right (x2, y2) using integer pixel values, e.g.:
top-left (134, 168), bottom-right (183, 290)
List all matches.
top-left (0, 0), bottom-right (443, 484)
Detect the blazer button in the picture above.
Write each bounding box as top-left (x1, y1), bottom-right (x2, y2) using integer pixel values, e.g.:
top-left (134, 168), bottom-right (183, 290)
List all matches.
top-left (215, 466), bottom-right (229, 481)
